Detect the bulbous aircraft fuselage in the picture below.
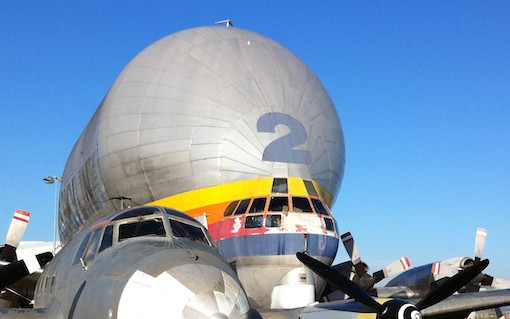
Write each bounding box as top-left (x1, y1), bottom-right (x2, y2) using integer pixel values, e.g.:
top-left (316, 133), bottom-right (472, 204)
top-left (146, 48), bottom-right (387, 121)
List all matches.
top-left (59, 26), bottom-right (345, 310)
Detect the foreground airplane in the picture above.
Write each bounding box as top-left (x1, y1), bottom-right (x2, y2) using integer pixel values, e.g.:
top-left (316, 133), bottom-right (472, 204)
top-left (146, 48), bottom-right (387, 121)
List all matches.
top-left (3, 24), bottom-right (510, 318)
top-left (1, 206), bottom-right (251, 318)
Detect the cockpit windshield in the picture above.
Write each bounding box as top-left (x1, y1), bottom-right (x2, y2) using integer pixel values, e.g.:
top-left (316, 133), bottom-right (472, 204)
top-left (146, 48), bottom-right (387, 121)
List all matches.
top-left (119, 218), bottom-right (166, 241)
top-left (74, 206), bottom-right (212, 266)
top-left (169, 219), bottom-right (209, 245)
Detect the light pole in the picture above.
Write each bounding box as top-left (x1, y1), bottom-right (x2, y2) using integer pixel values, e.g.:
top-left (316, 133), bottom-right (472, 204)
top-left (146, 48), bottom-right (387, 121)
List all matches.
top-left (43, 175), bottom-right (62, 255)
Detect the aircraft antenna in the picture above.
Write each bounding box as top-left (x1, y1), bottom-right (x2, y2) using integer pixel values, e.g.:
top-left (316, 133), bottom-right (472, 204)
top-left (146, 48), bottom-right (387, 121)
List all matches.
top-left (109, 196), bottom-right (132, 210)
top-left (215, 19), bottom-right (233, 27)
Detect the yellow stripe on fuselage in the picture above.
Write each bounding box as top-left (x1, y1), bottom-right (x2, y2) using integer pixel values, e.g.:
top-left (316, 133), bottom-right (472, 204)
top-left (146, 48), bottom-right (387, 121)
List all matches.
top-left (357, 299), bottom-right (389, 319)
top-left (356, 314), bottom-right (377, 319)
top-left (146, 177), bottom-right (332, 224)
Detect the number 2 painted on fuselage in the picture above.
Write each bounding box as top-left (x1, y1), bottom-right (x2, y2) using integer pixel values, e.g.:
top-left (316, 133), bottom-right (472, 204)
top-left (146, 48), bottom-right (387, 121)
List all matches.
top-left (256, 112), bottom-right (311, 165)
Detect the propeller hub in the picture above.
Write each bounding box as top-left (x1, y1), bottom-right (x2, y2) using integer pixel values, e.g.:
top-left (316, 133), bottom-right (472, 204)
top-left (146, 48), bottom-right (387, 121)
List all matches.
top-left (381, 300), bottom-right (421, 319)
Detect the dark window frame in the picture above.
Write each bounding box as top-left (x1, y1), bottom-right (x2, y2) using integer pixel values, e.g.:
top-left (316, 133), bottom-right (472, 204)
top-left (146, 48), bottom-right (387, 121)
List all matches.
top-left (98, 225), bottom-right (114, 253)
top-left (311, 198), bottom-right (330, 216)
top-left (248, 197), bottom-right (267, 213)
top-left (234, 199), bottom-right (251, 215)
top-left (271, 178), bottom-right (288, 193)
top-left (303, 180), bottom-right (319, 197)
top-left (118, 217), bottom-right (167, 242)
top-left (268, 196), bottom-right (289, 212)
top-left (169, 218), bottom-right (211, 245)
top-left (291, 196), bottom-right (313, 213)
top-left (72, 232), bottom-right (92, 266)
top-left (245, 215), bottom-right (264, 229)
top-left (224, 200), bottom-right (240, 216)
top-left (265, 214), bottom-right (282, 228)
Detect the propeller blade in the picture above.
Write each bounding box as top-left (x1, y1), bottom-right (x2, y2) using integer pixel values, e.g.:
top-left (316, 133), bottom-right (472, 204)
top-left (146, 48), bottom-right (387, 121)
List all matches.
top-left (474, 228), bottom-right (487, 262)
top-left (341, 232), bottom-right (361, 265)
top-left (1, 209), bottom-right (30, 262)
top-left (341, 232), bottom-right (368, 278)
top-left (296, 252), bottom-right (386, 314)
top-left (373, 257), bottom-right (411, 283)
top-left (416, 259), bottom-right (489, 310)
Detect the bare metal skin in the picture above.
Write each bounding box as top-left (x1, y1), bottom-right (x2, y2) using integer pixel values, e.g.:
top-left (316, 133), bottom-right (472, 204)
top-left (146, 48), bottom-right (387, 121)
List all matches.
top-left (1, 206), bottom-right (250, 319)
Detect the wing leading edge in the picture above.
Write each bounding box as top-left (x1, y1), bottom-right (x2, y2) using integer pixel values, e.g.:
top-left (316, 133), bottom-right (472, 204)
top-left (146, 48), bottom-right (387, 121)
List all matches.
top-left (420, 289), bottom-right (510, 318)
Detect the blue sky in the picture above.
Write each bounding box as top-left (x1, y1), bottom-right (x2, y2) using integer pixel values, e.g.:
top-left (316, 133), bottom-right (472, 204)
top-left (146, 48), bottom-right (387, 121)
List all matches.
top-left (1, 2), bottom-right (509, 280)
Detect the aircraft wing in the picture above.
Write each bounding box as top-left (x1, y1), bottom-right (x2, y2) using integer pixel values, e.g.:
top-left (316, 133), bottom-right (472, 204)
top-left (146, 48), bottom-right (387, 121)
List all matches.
top-left (294, 289), bottom-right (510, 319)
top-left (420, 289), bottom-right (510, 318)
top-left (0, 301), bottom-right (59, 319)
top-left (296, 252), bottom-right (510, 319)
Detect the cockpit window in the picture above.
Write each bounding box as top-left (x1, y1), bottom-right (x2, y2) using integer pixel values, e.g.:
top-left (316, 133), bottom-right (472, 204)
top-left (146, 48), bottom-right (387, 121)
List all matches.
top-left (265, 214), bottom-right (281, 227)
top-left (223, 201), bottom-right (239, 217)
top-left (249, 197), bottom-right (266, 213)
top-left (245, 215), bottom-right (264, 229)
top-left (272, 178), bottom-right (288, 193)
top-left (82, 228), bottom-right (103, 263)
top-left (268, 196), bottom-right (289, 212)
top-left (169, 219), bottom-right (209, 245)
top-left (311, 199), bottom-right (330, 216)
top-left (72, 232), bottom-right (91, 266)
top-left (119, 218), bottom-right (166, 241)
top-left (292, 197), bottom-right (313, 213)
top-left (234, 199), bottom-right (250, 215)
top-left (303, 180), bottom-right (319, 196)
top-left (324, 218), bottom-right (335, 231)
top-left (98, 225), bottom-right (113, 253)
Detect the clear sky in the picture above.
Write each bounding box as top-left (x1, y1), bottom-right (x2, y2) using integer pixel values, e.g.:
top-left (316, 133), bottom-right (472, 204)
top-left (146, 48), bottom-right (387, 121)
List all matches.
top-left (1, 2), bottom-right (509, 280)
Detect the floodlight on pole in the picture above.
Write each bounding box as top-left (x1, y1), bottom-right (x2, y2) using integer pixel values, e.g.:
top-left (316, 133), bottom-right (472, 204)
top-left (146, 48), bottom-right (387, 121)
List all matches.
top-left (43, 175), bottom-right (62, 255)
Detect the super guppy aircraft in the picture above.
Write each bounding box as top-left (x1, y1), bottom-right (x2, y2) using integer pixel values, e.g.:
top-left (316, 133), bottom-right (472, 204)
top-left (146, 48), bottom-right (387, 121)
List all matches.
top-left (57, 25), bottom-right (345, 309)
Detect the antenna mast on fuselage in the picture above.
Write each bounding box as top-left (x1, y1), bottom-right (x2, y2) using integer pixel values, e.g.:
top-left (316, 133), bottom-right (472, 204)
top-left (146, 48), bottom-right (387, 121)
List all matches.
top-left (215, 19), bottom-right (233, 27)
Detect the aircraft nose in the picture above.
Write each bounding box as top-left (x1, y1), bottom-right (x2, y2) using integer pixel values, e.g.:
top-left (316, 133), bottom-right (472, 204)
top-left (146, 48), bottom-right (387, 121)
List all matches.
top-left (118, 263), bottom-right (250, 319)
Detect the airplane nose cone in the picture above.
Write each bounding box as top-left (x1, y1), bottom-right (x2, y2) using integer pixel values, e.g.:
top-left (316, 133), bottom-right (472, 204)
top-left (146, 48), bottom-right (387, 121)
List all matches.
top-left (118, 264), bottom-right (250, 319)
